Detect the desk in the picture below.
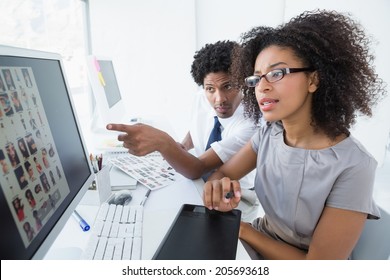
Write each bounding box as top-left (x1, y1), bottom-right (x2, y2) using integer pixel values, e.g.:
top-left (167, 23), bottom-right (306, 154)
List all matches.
top-left (44, 175), bottom-right (250, 260)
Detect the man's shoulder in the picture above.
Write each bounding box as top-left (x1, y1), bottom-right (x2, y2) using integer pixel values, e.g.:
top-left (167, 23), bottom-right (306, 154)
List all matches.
top-left (225, 106), bottom-right (259, 131)
top-left (228, 117), bottom-right (258, 131)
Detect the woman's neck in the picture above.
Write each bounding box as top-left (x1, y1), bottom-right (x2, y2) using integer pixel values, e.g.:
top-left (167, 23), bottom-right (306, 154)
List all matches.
top-left (282, 120), bottom-right (345, 150)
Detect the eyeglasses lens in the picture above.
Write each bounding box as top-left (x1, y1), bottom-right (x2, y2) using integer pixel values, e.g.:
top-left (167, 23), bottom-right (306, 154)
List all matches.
top-left (267, 70), bottom-right (283, 82)
top-left (245, 76), bottom-right (259, 87)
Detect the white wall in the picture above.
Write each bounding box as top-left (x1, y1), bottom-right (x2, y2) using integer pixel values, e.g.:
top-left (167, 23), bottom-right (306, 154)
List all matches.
top-left (194, 0), bottom-right (285, 48)
top-left (89, 0), bottom-right (390, 165)
top-left (88, 0), bottom-right (197, 139)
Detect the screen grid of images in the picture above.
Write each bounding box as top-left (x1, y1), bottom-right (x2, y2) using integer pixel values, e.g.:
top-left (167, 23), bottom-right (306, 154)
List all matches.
top-left (0, 66), bottom-right (70, 247)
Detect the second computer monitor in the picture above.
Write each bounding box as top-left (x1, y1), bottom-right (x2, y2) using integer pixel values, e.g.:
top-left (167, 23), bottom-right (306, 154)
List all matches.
top-left (86, 55), bottom-right (126, 129)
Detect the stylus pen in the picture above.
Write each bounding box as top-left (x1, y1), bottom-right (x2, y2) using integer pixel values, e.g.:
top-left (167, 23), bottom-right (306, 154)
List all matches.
top-left (140, 189), bottom-right (151, 206)
top-left (225, 191), bottom-right (234, 199)
top-left (72, 210), bottom-right (90, 232)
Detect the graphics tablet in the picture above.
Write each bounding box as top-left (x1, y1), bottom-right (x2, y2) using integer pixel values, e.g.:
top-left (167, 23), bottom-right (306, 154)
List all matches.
top-left (152, 204), bottom-right (241, 260)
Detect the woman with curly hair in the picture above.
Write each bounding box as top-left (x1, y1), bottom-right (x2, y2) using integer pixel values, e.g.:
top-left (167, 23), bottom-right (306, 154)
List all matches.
top-left (203, 10), bottom-right (387, 259)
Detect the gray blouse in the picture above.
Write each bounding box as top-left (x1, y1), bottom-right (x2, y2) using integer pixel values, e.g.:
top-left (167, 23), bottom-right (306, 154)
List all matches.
top-left (251, 122), bottom-right (380, 250)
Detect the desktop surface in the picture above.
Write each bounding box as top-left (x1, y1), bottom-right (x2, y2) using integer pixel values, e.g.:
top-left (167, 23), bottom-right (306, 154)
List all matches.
top-left (45, 176), bottom-right (251, 260)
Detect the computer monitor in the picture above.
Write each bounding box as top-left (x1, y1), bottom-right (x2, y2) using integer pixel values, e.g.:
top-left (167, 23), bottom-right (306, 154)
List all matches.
top-left (0, 45), bottom-right (95, 259)
top-left (86, 55), bottom-right (126, 130)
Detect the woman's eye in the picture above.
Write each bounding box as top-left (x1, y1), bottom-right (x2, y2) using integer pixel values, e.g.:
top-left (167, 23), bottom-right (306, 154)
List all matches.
top-left (270, 71), bottom-right (282, 78)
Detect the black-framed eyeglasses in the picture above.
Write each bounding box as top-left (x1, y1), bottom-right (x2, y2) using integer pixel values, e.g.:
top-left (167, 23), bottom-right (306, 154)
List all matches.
top-left (244, 67), bottom-right (314, 87)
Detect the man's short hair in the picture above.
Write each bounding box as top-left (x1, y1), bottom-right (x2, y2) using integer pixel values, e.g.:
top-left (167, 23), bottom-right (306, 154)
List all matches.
top-left (191, 40), bottom-right (237, 86)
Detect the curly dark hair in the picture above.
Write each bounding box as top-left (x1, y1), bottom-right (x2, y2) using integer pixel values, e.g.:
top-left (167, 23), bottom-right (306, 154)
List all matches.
top-left (191, 40), bottom-right (238, 86)
top-left (231, 10), bottom-right (387, 138)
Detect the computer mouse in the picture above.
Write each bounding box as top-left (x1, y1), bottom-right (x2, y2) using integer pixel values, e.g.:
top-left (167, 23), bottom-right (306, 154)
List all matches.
top-left (110, 190), bottom-right (132, 206)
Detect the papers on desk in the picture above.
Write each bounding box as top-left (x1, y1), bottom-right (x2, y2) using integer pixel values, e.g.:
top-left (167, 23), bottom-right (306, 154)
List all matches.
top-left (109, 153), bottom-right (177, 190)
top-left (110, 166), bottom-right (137, 190)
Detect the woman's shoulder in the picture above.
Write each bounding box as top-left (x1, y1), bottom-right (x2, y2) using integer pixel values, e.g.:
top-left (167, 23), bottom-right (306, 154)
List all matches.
top-left (255, 121), bottom-right (283, 138)
top-left (333, 135), bottom-right (375, 158)
top-left (308, 135), bottom-right (379, 175)
top-left (251, 121), bottom-right (283, 149)
top-left (336, 135), bottom-right (377, 166)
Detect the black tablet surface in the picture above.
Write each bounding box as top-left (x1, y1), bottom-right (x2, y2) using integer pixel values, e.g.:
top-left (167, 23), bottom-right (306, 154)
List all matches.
top-left (152, 204), bottom-right (241, 260)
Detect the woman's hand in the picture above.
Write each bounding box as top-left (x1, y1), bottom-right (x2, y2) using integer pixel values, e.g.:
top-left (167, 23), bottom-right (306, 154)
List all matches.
top-left (203, 177), bottom-right (241, 212)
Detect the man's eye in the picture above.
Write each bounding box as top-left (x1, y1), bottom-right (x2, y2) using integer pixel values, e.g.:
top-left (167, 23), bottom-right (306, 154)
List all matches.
top-left (205, 87), bottom-right (215, 93)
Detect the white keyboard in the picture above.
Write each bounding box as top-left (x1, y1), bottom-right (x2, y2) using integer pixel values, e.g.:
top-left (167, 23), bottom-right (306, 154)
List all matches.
top-left (82, 203), bottom-right (143, 260)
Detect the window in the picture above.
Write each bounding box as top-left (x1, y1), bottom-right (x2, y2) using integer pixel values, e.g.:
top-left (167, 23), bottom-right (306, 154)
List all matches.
top-left (1, 0), bottom-right (90, 118)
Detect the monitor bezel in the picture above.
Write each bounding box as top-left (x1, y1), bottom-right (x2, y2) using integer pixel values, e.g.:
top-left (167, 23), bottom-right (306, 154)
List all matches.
top-left (0, 44), bottom-right (95, 259)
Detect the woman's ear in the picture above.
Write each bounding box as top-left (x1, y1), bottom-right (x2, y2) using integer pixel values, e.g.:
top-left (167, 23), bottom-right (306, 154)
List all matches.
top-left (308, 71), bottom-right (319, 93)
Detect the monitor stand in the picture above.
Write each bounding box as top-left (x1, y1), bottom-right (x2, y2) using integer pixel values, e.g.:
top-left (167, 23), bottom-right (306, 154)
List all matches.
top-left (89, 108), bottom-right (149, 152)
top-left (90, 107), bottom-right (144, 133)
top-left (90, 107), bottom-right (112, 134)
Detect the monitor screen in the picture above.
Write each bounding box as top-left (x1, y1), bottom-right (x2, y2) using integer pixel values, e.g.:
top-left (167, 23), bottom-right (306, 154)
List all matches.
top-left (0, 45), bottom-right (94, 259)
top-left (97, 60), bottom-right (121, 109)
top-left (86, 55), bottom-right (126, 128)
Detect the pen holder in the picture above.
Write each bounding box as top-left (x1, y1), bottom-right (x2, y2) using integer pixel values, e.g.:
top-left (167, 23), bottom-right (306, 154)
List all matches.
top-left (95, 165), bottom-right (111, 204)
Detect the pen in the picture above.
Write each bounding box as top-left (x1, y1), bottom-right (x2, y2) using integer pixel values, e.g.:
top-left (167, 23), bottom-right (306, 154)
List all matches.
top-left (140, 189), bottom-right (151, 206)
top-left (72, 210), bottom-right (90, 232)
top-left (97, 154), bottom-right (103, 171)
top-left (90, 153), bottom-right (97, 173)
top-left (225, 191), bottom-right (234, 199)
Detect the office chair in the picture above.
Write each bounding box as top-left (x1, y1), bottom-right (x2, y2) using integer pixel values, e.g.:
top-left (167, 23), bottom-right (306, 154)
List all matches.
top-left (351, 206), bottom-right (390, 260)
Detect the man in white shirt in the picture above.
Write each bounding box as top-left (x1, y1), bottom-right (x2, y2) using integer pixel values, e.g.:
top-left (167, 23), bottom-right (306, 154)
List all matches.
top-left (107, 41), bottom-right (260, 220)
top-left (187, 88), bottom-right (256, 187)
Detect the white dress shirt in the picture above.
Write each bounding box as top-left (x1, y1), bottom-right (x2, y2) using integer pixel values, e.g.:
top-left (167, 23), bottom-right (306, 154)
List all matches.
top-left (188, 90), bottom-right (258, 189)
